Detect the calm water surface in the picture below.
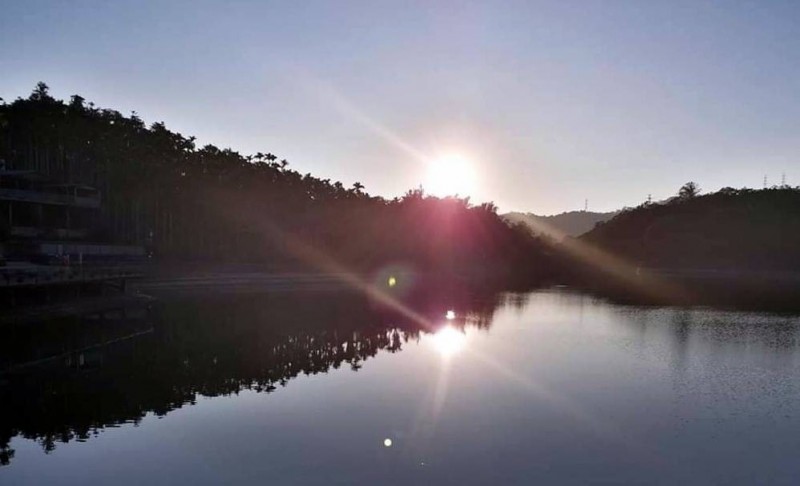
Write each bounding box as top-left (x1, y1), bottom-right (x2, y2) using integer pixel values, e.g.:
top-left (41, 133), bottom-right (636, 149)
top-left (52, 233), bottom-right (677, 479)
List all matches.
top-left (2, 288), bottom-right (800, 485)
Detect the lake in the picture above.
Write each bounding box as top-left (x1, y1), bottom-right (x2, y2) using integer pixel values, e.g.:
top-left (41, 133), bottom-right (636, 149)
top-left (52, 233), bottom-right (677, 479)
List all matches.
top-left (2, 285), bottom-right (800, 485)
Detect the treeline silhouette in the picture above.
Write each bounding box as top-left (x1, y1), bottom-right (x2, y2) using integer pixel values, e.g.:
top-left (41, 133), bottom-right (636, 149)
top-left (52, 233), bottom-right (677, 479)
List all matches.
top-left (0, 285), bottom-right (506, 465)
top-left (582, 184), bottom-right (800, 271)
top-left (0, 83), bottom-right (551, 281)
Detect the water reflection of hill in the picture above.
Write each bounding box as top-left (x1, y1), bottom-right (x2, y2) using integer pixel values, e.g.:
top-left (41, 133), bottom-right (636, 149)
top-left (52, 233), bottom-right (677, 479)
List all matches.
top-left (581, 279), bottom-right (800, 313)
top-left (0, 284), bottom-right (505, 465)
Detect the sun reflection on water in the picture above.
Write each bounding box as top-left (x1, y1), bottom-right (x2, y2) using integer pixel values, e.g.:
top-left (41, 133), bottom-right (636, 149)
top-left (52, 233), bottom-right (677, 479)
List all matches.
top-left (430, 325), bottom-right (467, 357)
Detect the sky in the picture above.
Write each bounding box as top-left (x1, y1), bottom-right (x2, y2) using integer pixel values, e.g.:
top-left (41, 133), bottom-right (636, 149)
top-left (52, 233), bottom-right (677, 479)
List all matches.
top-left (1, 0), bottom-right (799, 214)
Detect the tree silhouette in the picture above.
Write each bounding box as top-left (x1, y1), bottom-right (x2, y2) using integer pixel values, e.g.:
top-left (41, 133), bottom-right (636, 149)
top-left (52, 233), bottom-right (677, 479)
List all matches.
top-left (678, 181), bottom-right (700, 199)
top-left (30, 82), bottom-right (51, 101)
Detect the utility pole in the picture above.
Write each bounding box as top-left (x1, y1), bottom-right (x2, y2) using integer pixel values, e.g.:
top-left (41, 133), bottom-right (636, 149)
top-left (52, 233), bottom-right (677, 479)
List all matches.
top-left (763, 175), bottom-right (768, 189)
top-left (584, 199), bottom-right (588, 212)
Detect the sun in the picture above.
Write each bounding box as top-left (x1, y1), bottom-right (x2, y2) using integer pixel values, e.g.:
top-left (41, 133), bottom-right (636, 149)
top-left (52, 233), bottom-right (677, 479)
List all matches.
top-left (424, 154), bottom-right (477, 197)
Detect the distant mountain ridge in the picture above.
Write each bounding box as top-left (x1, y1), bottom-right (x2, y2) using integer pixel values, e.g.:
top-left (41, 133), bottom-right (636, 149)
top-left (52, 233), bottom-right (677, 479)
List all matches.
top-left (504, 210), bottom-right (618, 238)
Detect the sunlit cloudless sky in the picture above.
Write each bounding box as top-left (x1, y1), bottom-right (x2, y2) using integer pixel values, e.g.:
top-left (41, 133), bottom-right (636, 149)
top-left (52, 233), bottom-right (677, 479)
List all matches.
top-left (2, 0), bottom-right (799, 213)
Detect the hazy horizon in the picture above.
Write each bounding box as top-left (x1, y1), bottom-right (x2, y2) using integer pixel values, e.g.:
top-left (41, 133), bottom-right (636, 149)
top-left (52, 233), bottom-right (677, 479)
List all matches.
top-left (2, 1), bottom-right (798, 214)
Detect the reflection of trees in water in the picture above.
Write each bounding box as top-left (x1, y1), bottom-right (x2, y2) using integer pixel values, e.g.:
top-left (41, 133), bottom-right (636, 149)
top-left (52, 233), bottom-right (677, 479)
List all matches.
top-left (0, 286), bottom-right (505, 465)
top-left (497, 292), bottom-right (532, 313)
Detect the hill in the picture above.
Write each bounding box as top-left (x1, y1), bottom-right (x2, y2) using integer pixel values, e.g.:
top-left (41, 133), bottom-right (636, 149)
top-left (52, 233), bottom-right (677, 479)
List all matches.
top-left (580, 186), bottom-right (800, 272)
top-left (0, 82), bottom-right (553, 282)
top-left (504, 210), bottom-right (617, 239)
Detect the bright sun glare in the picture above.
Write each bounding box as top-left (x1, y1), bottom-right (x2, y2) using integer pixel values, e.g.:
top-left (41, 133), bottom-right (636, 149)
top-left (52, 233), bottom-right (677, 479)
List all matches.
top-left (425, 154), bottom-right (477, 197)
top-left (431, 326), bottom-right (467, 357)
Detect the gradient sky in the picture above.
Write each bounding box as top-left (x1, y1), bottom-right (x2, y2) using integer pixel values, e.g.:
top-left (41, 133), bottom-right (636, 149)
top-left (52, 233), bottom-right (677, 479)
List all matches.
top-left (2, 1), bottom-right (799, 214)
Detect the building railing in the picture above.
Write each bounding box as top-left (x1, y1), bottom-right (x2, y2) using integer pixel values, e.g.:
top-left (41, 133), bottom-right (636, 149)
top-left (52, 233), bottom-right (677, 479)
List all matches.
top-left (0, 188), bottom-right (101, 208)
top-left (10, 227), bottom-right (90, 239)
top-left (0, 265), bottom-right (143, 288)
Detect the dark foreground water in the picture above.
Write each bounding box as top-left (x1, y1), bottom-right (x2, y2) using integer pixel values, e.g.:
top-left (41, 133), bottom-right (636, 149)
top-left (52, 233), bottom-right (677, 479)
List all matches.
top-left (2, 287), bottom-right (800, 485)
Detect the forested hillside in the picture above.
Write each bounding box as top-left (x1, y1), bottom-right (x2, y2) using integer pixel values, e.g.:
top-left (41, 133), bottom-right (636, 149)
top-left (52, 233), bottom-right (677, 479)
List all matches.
top-left (504, 210), bottom-right (617, 238)
top-left (581, 184), bottom-right (800, 271)
top-left (0, 83), bottom-right (551, 281)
